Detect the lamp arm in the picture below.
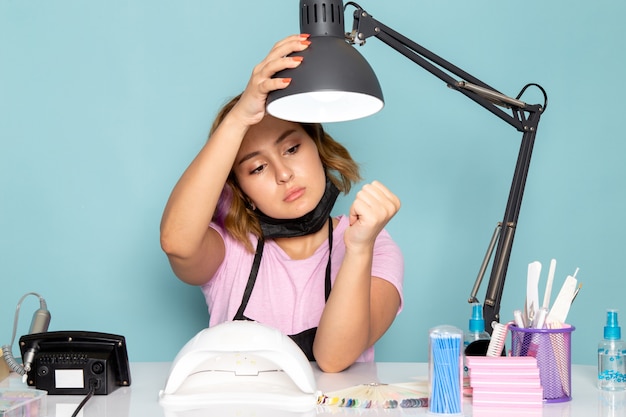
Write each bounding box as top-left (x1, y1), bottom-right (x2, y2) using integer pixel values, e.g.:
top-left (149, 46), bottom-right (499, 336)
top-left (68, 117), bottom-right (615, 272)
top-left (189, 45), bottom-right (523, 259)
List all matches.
top-left (482, 117), bottom-right (540, 327)
top-left (348, 7), bottom-right (545, 130)
top-left (348, 4), bottom-right (546, 331)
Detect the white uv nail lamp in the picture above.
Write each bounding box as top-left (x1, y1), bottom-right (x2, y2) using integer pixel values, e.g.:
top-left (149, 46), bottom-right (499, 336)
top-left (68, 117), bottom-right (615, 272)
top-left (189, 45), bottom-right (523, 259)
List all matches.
top-left (159, 321), bottom-right (318, 414)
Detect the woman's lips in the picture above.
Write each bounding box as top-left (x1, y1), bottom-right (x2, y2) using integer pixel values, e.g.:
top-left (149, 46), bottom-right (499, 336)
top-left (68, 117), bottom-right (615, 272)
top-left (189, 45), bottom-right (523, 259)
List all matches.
top-left (284, 187), bottom-right (305, 202)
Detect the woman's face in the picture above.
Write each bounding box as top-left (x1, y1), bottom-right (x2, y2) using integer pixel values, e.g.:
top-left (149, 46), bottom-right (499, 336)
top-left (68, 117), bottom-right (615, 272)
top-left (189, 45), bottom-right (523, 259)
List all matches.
top-left (233, 115), bottom-right (326, 220)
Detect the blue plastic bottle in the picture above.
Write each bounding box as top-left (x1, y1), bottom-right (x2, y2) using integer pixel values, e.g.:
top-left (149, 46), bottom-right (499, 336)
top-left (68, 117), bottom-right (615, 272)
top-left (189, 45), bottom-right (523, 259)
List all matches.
top-left (598, 309), bottom-right (626, 391)
top-left (464, 303), bottom-right (491, 350)
top-left (463, 303), bottom-right (490, 393)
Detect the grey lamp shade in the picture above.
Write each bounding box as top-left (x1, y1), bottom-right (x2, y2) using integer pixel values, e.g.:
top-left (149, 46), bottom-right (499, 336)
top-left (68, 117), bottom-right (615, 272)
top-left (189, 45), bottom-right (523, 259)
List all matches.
top-left (266, 0), bottom-right (384, 123)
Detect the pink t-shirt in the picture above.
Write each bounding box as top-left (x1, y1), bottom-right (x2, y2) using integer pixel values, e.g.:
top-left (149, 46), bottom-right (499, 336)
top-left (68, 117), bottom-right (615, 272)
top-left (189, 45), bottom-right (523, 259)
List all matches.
top-left (201, 215), bottom-right (404, 362)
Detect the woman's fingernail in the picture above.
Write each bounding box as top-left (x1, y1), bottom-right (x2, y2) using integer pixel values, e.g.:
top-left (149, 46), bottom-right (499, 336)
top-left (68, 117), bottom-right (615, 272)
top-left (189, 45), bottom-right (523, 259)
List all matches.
top-left (300, 40), bottom-right (311, 46)
top-left (300, 33), bottom-right (310, 38)
top-left (291, 56), bottom-right (304, 62)
top-left (282, 78), bottom-right (292, 84)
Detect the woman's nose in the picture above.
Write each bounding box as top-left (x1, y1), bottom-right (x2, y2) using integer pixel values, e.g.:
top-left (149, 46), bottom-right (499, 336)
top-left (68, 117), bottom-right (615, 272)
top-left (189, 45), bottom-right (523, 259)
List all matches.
top-left (275, 163), bottom-right (294, 183)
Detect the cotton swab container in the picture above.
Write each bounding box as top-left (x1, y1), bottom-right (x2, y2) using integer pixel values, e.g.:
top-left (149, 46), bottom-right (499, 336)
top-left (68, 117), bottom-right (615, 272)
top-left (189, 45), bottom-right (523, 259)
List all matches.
top-left (428, 325), bottom-right (463, 415)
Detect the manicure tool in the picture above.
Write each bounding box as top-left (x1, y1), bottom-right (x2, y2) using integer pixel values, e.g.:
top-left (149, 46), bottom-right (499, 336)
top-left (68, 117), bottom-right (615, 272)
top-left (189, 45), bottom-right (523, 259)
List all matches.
top-left (542, 259), bottom-right (556, 310)
top-left (525, 261), bottom-right (541, 327)
top-left (546, 270), bottom-right (578, 327)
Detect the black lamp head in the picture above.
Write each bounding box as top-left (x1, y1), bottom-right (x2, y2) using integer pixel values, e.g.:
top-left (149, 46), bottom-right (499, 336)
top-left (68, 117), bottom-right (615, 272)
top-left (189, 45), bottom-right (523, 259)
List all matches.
top-left (266, 0), bottom-right (384, 123)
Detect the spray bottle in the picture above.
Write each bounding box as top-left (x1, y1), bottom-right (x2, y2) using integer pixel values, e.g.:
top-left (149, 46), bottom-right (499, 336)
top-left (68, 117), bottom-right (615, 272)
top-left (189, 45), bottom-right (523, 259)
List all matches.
top-left (598, 309), bottom-right (626, 391)
top-left (463, 303), bottom-right (491, 394)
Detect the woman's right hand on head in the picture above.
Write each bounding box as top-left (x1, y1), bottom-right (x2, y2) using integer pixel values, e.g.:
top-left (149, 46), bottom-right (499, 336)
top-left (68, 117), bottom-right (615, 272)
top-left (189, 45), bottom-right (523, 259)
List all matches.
top-left (230, 34), bottom-right (310, 126)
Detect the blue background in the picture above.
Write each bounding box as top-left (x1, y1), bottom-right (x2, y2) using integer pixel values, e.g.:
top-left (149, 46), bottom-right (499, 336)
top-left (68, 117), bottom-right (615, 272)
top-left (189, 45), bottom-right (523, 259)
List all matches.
top-left (2, 0), bottom-right (624, 367)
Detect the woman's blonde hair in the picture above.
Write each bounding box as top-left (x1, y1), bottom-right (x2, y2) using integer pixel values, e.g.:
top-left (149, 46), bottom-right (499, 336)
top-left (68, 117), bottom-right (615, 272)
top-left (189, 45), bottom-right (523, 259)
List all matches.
top-left (209, 94), bottom-right (361, 252)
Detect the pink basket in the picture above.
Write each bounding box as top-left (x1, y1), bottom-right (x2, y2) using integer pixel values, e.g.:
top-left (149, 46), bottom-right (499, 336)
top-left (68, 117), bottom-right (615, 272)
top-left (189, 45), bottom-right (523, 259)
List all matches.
top-left (509, 324), bottom-right (575, 403)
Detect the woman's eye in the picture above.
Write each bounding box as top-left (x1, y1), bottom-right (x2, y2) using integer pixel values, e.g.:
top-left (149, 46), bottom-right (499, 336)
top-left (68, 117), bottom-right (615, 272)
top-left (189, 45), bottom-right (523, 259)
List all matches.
top-left (250, 164), bottom-right (266, 175)
top-left (285, 144), bottom-right (300, 155)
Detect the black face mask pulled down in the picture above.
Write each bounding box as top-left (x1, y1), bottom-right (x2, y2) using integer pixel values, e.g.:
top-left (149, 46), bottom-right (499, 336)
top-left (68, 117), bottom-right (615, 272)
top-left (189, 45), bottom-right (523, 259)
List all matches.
top-left (254, 178), bottom-right (340, 239)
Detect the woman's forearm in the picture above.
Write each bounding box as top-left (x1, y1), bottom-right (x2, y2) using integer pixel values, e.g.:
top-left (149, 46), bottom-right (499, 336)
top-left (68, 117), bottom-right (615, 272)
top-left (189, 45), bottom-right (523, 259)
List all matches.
top-left (160, 115), bottom-right (249, 271)
top-left (314, 244), bottom-right (399, 372)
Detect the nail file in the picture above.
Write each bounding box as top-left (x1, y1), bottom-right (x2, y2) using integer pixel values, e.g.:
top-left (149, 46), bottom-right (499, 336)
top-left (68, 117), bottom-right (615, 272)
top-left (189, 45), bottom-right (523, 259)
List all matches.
top-left (513, 309), bottom-right (526, 328)
top-left (533, 307), bottom-right (548, 329)
top-left (546, 275), bottom-right (577, 326)
top-left (542, 259), bottom-right (557, 310)
top-left (525, 261), bottom-right (541, 326)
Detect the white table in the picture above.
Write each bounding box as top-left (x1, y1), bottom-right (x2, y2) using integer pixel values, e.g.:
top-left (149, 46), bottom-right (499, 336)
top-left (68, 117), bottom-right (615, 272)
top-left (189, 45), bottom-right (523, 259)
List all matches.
top-left (2, 362), bottom-right (621, 416)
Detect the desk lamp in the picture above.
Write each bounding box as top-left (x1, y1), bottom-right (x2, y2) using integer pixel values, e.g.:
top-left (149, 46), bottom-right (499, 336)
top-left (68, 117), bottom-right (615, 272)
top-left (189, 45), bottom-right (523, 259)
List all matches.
top-left (266, 0), bottom-right (548, 331)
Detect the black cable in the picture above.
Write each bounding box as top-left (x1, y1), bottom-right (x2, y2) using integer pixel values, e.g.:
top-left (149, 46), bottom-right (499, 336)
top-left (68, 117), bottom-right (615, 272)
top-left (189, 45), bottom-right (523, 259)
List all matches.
top-left (2, 292), bottom-right (50, 376)
top-left (344, 1), bottom-right (363, 10)
top-left (516, 83), bottom-right (548, 111)
top-left (71, 382), bottom-right (97, 417)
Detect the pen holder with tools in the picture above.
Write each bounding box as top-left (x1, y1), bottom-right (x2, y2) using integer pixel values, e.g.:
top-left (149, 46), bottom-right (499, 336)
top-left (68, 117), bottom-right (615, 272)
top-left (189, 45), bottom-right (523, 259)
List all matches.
top-left (510, 324), bottom-right (575, 403)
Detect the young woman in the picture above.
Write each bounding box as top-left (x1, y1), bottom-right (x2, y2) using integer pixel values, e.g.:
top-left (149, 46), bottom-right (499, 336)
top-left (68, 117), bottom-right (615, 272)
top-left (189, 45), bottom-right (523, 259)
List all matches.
top-left (160, 34), bottom-right (403, 372)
